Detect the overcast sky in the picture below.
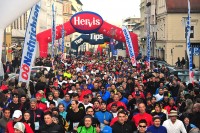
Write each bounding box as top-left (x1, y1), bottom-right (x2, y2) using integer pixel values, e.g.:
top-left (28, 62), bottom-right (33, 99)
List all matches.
top-left (80, 0), bottom-right (141, 26)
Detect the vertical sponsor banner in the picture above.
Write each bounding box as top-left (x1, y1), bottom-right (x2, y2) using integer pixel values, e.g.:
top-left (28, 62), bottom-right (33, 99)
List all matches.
top-left (186, 0), bottom-right (194, 83)
top-left (122, 26), bottom-right (136, 66)
top-left (61, 24), bottom-right (65, 53)
top-left (19, 3), bottom-right (40, 83)
top-left (51, 3), bottom-right (56, 58)
top-left (110, 38), bottom-right (114, 56)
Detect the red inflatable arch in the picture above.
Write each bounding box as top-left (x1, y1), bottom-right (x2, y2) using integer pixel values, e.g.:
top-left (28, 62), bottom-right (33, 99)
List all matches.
top-left (37, 11), bottom-right (139, 57)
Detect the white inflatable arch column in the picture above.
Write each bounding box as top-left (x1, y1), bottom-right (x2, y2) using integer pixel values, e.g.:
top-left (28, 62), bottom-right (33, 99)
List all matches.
top-left (0, 0), bottom-right (40, 77)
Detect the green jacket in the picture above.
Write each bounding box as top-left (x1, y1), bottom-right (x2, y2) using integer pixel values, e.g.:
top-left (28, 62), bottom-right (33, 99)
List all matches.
top-left (77, 126), bottom-right (96, 133)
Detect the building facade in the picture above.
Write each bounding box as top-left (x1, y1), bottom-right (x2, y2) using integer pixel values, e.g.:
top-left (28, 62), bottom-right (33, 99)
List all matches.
top-left (140, 0), bottom-right (200, 68)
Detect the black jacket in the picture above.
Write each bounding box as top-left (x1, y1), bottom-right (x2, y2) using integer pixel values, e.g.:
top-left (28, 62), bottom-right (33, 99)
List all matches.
top-left (112, 121), bottom-right (133, 133)
top-left (39, 122), bottom-right (64, 133)
top-left (7, 102), bottom-right (21, 117)
top-left (28, 109), bottom-right (44, 131)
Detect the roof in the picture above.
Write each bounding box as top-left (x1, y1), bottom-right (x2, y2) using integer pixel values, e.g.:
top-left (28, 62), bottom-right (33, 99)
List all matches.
top-left (76, 0), bottom-right (83, 5)
top-left (166, 0), bottom-right (200, 13)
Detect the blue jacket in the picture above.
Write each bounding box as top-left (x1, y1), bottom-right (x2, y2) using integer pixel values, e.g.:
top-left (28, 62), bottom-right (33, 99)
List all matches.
top-left (120, 97), bottom-right (128, 105)
top-left (87, 84), bottom-right (94, 90)
top-left (101, 125), bottom-right (112, 133)
top-left (94, 111), bottom-right (113, 124)
top-left (99, 91), bottom-right (110, 102)
top-left (147, 125), bottom-right (167, 133)
top-left (60, 100), bottom-right (71, 111)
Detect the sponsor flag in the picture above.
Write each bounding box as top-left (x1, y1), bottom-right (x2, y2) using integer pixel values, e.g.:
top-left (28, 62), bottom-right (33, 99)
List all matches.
top-left (61, 24), bottom-right (65, 53)
top-left (186, 0), bottom-right (194, 83)
top-left (122, 26), bottom-right (136, 66)
top-left (51, 3), bottom-right (56, 58)
top-left (19, 3), bottom-right (40, 83)
top-left (146, 13), bottom-right (151, 69)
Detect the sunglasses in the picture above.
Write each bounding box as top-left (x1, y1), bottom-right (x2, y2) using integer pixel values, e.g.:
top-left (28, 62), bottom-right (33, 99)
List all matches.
top-left (139, 125), bottom-right (146, 128)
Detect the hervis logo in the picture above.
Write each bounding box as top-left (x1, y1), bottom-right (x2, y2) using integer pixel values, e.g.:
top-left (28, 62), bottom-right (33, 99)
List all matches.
top-left (70, 11), bottom-right (103, 34)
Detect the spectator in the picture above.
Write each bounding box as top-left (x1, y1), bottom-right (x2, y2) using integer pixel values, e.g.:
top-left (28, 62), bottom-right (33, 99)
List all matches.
top-left (107, 94), bottom-right (127, 111)
top-left (58, 103), bottom-right (67, 119)
top-left (151, 103), bottom-right (167, 124)
top-left (77, 115), bottom-right (100, 133)
top-left (147, 115), bottom-right (167, 133)
top-left (35, 93), bottom-right (47, 112)
top-left (53, 90), bottom-right (62, 103)
top-left (28, 98), bottom-right (44, 132)
top-left (94, 101), bottom-right (113, 131)
top-left (14, 122), bottom-right (25, 133)
top-left (111, 110), bottom-right (133, 133)
top-left (132, 102), bottom-right (153, 127)
top-left (6, 110), bottom-right (33, 133)
top-left (78, 106), bottom-right (100, 128)
top-left (99, 86), bottom-right (110, 102)
top-left (183, 115), bottom-right (197, 133)
top-left (0, 108), bottom-right (12, 132)
top-left (82, 95), bottom-right (93, 110)
top-left (137, 119), bottom-right (147, 133)
top-left (45, 92), bottom-right (58, 108)
top-left (59, 93), bottom-right (71, 111)
top-left (163, 110), bottom-right (187, 133)
top-left (66, 100), bottom-right (85, 131)
top-left (20, 94), bottom-right (30, 113)
top-left (8, 93), bottom-right (21, 117)
top-left (22, 111), bottom-right (35, 132)
top-left (39, 111), bottom-right (64, 133)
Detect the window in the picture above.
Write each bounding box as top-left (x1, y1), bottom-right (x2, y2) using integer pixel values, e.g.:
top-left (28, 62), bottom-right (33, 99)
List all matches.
top-left (16, 19), bottom-right (19, 29)
top-left (20, 16), bottom-right (22, 30)
top-left (24, 14), bottom-right (26, 30)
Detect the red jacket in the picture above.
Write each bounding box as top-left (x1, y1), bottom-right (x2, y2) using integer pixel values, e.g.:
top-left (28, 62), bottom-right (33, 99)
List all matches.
top-left (79, 89), bottom-right (92, 101)
top-left (107, 101), bottom-right (127, 111)
top-left (132, 113), bottom-right (153, 127)
top-left (110, 117), bottom-right (118, 126)
top-left (6, 121), bottom-right (34, 133)
top-left (36, 101), bottom-right (47, 112)
top-left (132, 91), bottom-right (145, 99)
top-left (164, 105), bottom-right (177, 114)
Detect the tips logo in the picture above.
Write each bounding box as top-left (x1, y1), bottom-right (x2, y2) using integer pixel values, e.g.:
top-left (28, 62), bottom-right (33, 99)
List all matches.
top-left (70, 11), bottom-right (103, 34)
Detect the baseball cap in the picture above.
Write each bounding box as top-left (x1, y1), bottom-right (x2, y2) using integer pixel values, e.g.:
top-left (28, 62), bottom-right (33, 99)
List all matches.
top-left (14, 122), bottom-right (25, 133)
top-left (13, 110), bottom-right (22, 119)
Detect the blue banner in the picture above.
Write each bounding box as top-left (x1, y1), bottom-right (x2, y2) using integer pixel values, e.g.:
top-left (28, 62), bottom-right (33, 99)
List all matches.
top-left (186, 0), bottom-right (194, 83)
top-left (61, 25), bottom-right (65, 53)
top-left (51, 3), bottom-right (56, 58)
top-left (19, 3), bottom-right (40, 83)
top-left (122, 26), bottom-right (136, 66)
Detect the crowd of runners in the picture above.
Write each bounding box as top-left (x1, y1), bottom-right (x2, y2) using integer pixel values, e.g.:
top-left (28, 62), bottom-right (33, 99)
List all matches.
top-left (0, 54), bottom-right (200, 133)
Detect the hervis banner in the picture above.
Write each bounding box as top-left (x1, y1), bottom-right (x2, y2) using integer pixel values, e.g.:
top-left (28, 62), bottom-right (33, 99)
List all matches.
top-left (122, 26), bottom-right (136, 66)
top-left (19, 3), bottom-right (40, 83)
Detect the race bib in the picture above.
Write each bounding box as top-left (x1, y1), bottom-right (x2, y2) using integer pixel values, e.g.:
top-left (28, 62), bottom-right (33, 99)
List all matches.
top-left (100, 123), bottom-right (105, 131)
top-left (73, 122), bottom-right (79, 129)
top-left (34, 122), bottom-right (39, 130)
